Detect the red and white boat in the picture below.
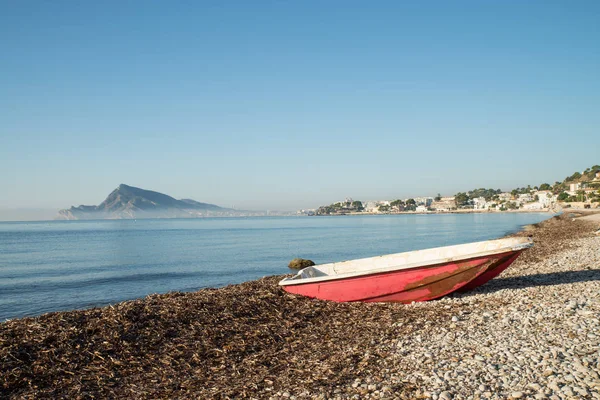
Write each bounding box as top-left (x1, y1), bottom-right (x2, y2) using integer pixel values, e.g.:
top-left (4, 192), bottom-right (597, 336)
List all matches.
top-left (279, 237), bottom-right (533, 303)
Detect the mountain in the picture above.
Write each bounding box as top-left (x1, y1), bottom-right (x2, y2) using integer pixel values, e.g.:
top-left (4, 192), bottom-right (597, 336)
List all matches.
top-left (57, 184), bottom-right (235, 220)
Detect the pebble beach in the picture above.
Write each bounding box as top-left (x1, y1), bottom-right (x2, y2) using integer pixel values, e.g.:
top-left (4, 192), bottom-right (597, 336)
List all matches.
top-left (1, 213), bottom-right (599, 399)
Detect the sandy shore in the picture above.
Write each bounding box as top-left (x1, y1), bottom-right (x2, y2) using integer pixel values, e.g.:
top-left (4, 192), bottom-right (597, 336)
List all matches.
top-left (1, 214), bottom-right (599, 399)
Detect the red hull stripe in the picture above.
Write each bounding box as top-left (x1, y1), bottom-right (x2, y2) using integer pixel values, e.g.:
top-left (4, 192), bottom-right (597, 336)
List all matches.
top-left (282, 251), bottom-right (520, 303)
top-left (458, 251), bottom-right (522, 292)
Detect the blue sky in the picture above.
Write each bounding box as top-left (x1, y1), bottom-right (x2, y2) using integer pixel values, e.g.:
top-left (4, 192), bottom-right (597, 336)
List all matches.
top-left (1, 1), bottom-right (599, 214)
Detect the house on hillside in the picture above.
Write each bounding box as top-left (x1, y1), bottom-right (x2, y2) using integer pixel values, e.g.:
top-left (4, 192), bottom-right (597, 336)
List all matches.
top-left (414, 197), bottom-right (433, 207)
top-left (430, 200), bottom-right (454, 212)
top-left (518, 193), bottom-right (533, 203)
top-left (535, 191), bottom-right (555, 208)
top-left (498, 192), bottom-right (512, 201)
top-left (472, 197), bottom-right (487, 210)
top-left (416, 205), bottom-right (428, 213)
top-left (363, 201), bottom-right (379, 213)
top-left (569, 183), bottom-right (582, 194)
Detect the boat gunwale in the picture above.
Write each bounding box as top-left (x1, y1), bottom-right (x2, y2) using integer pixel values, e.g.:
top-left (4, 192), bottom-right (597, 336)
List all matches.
top-left (279, 237), bottom-right (532, 286)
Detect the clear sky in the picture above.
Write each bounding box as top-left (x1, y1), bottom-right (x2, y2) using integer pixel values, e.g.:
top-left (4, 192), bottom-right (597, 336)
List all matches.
top-left (1, 1), bottom-right (599, 216)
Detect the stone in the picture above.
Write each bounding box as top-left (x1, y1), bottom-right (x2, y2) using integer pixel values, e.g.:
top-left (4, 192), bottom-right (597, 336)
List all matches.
top-left (287, 258), bottom-right (315, 269)
top-left (561, 385), bottom-right (574, 397)
top-left (439, 391), bottom-right (453, 400)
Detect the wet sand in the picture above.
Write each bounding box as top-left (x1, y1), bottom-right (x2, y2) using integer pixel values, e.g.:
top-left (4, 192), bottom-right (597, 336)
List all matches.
top-left (1, 213), bottom-right (599, 399)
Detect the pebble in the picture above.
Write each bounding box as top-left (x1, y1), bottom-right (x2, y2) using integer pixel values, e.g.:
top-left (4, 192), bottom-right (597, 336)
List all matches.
top-left (439, 391), bottom-right (453, 400)
top-left (359, 230), bottom-right (600, 400)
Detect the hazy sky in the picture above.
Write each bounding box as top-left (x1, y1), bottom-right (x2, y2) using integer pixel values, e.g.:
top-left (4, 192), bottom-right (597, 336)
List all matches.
top-left (1, 1), bottom-right (599, 215)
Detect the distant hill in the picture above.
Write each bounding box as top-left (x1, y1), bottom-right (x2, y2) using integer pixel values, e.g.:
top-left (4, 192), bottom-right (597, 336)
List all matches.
top-left (57, 184), bottom-right (235, 220)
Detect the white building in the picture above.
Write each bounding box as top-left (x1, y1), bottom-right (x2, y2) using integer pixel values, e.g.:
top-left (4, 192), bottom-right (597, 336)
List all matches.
top-left (430, 200), bottom-right (454, 212)
top-left (297, 209), bottom-right (316, 216)
top-left (569, 183), bottom-right (582, 194)
top-left (518, 193), bottom-right (534, 203)
top-left (498, 192), bottom-right (512, 201)
top-left (414, 197), bottom-right (433, 207)
top-left (523, 202), bottom-right (544, 210)
top-left (472, 197), bottom-right (487, 210)
top-left (535, 191), bottom-right (554, 208)
top-left (363, 201), bottom-right (380, 212)
top-left (416, 205), bottom-right (428, 213)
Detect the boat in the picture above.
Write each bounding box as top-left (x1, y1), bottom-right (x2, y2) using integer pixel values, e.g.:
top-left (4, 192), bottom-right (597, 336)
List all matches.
top-left (279, 237), bottom-right (533, 303)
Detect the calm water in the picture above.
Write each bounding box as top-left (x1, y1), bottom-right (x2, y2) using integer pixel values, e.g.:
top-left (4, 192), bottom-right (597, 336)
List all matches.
top-left (0, 213), bottom-right (551, 321)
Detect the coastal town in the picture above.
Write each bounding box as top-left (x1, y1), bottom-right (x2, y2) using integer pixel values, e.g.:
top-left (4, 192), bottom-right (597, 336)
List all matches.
top-left (300, 166), bottom-right (600, 216)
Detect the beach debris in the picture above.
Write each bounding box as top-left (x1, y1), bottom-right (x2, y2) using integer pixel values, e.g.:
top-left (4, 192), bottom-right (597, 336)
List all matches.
top-left (287, 258), bottom-right (315, 269)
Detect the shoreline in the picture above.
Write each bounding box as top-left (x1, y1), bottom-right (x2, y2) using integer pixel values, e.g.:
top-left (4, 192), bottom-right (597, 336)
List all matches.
top-left (1, 213), bottom-right (599, 399)
top-left (337, 209), bottom-right (557, 216)
top-left (0, 208), bottom-right (565, 223)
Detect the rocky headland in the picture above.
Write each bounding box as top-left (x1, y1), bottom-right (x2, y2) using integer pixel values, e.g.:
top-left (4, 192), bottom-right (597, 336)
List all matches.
top-left (56, 184), bottom-right (233, 220)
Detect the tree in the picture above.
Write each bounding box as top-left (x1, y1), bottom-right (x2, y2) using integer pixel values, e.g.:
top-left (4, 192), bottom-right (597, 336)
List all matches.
top-left (434, 193), bottom-right (442, 201)
top-left (467, 188), bottom-right (501, 200)
top-left (351, 200), bottom-right (364, 211)
top-left (378, 205), bottom-right (390, 213)
top-left (539, 183), bottom-right (551, 190)
top-left (566, 172), bottom-right (582, 182)
top-left (557, 192), bottom-right (569, 201)
top-left (454, 192), bottom-right (470, 207)
top-left (406, 198), bottom-right (416, 205)
top-left (316, 206), bottom-right (333, 215)
top-left (586, 166), bottom-right (600, 179)
top-left (390, 199), bottom-right (404, 211)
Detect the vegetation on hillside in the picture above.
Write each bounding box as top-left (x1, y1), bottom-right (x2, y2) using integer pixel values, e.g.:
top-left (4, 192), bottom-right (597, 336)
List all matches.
top-left (314, 164), bottom-right (600, 214)
top-left (316, 200), bottom-right (364, 215)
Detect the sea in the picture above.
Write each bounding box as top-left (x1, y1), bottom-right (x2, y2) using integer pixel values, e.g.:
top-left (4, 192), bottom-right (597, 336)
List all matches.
top-left (0, 213), bottom-right (552, 321)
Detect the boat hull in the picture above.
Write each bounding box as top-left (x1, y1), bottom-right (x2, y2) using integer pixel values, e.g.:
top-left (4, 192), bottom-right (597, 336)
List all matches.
top-left (457, 250), bottom-right (523, 292)
top-left (281, 250), bottom-right (522, 303)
